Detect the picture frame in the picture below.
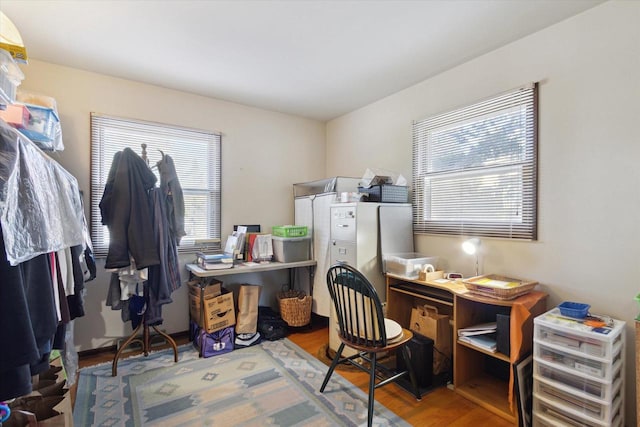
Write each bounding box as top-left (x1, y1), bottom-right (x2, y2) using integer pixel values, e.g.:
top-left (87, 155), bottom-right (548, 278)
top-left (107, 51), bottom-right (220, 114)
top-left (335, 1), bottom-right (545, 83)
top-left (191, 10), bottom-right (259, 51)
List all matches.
top-left (513, 353), bottom-right (534, 427)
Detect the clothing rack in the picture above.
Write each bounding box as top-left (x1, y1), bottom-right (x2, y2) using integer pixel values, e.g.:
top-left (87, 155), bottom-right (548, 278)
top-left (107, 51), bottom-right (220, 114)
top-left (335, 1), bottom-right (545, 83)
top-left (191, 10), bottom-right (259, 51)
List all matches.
top-left (111, 144), bottom-right (178, 376)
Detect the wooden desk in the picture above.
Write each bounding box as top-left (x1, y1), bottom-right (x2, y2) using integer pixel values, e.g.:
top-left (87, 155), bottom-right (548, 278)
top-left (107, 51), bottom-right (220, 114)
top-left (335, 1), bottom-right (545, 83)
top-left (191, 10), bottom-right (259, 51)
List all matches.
top-left (385, 273), bottom-right (547, 423)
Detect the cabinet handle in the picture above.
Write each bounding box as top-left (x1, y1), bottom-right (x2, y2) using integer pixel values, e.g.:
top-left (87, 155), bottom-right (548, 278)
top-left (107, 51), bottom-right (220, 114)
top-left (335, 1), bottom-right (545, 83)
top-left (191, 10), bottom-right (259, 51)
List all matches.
top-left (337, 224), bottom-right (349, 228)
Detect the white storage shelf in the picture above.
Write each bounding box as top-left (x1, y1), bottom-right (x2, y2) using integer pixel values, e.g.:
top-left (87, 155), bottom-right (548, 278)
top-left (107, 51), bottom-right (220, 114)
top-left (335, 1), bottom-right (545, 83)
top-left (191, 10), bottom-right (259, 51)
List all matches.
top-left (532, 307), bottom-right (625, 427)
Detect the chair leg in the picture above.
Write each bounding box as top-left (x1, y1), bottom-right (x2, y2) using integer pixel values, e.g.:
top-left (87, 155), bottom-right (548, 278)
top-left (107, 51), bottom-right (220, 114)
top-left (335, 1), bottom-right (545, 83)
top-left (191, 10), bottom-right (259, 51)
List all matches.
top-left (320, 343), bottom-right (345, 393)
top-left (367, 352), bottom-right (377, 427)
top-left (401, 345), bottom-right (422, 400)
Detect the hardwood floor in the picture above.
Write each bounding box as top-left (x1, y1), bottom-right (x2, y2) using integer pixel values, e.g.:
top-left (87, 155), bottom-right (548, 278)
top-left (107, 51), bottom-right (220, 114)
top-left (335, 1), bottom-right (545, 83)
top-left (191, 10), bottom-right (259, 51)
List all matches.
top-left (73, 321), bottom-right (514, 426)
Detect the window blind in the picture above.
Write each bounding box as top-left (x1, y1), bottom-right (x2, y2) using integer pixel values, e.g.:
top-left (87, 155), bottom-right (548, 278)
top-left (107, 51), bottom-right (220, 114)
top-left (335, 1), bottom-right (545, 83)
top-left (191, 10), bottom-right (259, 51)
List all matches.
top-left (412, 83), bottom-right (538, 240)
top-left (90, 113), bottom-right (222, 256)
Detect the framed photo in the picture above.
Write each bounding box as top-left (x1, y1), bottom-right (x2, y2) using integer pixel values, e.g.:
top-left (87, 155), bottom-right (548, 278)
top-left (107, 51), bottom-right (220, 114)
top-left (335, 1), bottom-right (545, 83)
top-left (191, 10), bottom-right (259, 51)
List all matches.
top-left (513, 353), bottom-right (534, 427)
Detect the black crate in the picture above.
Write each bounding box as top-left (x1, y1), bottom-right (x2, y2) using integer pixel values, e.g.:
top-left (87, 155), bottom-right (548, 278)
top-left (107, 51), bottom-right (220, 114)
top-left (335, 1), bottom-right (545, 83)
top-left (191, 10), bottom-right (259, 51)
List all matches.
top-left (358, 185), bottom-right (408, 203)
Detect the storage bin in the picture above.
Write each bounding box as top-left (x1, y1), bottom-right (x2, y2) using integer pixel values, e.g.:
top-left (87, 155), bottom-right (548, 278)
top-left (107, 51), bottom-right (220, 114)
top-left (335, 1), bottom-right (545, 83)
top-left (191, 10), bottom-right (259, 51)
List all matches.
top-left (272, 236), bottom-right (310, 263)
top-left (272, 225), bottom-right (308, 237)
top-left (358, 184), bottom-right (408, 203)
top-left (18, 104), bottom-right (59, 143)
top-left (534, 308), bottom-right (625, 359)
top-left (534, 339), bottom-right (622, 381)
top-left (0, 48), bottom-right (24, 105)
top-left (534, 359), bottom-right (621, 401)
top-left (534, 375), bottom-right (623, 424)
top-left (382, 253), bottom-right (437, 279)
top-left (558, 301), bottom-right (590, 319)
top-left (533, 392), bottom-right (623, 427)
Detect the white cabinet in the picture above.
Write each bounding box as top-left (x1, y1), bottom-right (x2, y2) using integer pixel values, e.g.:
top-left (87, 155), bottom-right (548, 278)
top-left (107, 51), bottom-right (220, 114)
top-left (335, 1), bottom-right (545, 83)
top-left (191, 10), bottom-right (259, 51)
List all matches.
top-left (533, 308), bottom-right (625, 426)
top-left (328, 202), bottom-right (413, 354)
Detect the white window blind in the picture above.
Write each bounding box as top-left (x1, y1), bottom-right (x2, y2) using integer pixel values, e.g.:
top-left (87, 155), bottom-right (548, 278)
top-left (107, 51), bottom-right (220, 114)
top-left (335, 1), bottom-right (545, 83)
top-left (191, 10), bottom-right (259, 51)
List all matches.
top-left (90, 113), bottom-right (221, 255)
top-left (412, 83), bottom-right (538, 240)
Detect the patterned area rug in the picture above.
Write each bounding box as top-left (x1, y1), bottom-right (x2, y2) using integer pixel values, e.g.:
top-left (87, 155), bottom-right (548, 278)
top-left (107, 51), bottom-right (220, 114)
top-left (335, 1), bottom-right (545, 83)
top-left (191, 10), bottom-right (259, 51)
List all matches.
top-left (74, 339), bottom-right (409, 426)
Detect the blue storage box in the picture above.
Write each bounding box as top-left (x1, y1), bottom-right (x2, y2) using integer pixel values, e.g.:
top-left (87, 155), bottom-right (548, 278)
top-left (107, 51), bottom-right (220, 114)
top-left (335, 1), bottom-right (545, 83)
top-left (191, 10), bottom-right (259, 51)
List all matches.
top-left (558, 301), bottom-right (590, 319)
top-left (18, 104), bottom-right (59, 144)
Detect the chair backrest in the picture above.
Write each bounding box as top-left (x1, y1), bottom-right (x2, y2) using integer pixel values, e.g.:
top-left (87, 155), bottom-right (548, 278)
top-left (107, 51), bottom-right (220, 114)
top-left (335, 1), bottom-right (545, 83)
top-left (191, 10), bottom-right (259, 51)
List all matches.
top-left (326, 263), bottom-right (388, 348)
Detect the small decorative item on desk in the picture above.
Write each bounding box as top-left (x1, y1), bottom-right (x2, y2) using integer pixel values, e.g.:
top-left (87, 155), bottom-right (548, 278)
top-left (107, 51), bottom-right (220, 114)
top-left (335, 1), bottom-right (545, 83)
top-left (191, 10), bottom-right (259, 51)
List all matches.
top-left (462, 274), bottom-right (537, 300)
top-left (418, 265), bottom-right (444, 282)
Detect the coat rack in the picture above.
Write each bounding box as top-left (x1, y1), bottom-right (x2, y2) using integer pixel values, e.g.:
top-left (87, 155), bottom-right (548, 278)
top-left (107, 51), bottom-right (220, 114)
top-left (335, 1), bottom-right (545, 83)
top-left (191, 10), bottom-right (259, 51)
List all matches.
top-left (111, 144), bottom-right (178, 376)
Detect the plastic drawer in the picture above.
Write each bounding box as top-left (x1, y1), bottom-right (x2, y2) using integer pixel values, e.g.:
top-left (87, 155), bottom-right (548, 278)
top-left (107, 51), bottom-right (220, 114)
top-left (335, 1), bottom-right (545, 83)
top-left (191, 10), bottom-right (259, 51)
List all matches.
top-left (534, 359), bottom-right (621, 401)
top-left (534, 375), bottom-right (622, 423)
top-left (533, 394), bottom-right (622, 427)
top-left (534, 308), bottom-right (624, 360)
top-left (534, 338), bottom-right (622, 381)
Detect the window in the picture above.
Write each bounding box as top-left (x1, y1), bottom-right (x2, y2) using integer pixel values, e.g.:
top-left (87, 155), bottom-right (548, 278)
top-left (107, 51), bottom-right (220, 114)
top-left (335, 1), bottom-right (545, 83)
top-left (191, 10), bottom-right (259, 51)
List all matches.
top-left (412, 83), bottom-right (538, 240)
top-left (90, 114), bottom-right (221, 255)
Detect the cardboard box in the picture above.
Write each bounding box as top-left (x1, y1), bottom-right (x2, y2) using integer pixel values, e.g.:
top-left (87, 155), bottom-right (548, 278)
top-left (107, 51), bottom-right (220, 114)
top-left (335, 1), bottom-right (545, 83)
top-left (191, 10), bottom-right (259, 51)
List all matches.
top-left (189, 289), bottom-right (235, 333)
top-left (187, 278), bottom-right (222, 299)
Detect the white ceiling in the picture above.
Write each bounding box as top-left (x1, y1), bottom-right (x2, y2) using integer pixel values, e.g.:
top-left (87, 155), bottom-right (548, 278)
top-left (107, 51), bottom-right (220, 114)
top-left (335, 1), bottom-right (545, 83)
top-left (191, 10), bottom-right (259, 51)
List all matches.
top-left (1, 0), bottom-right (603, 121)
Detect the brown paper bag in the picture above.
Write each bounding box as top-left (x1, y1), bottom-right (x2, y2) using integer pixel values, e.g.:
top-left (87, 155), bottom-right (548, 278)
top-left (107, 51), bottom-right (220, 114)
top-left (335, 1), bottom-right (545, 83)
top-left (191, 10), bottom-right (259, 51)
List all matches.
top-left (410, 304), bottom-right (452, 375)
top-left (235, 284), bottom-right (261, 334)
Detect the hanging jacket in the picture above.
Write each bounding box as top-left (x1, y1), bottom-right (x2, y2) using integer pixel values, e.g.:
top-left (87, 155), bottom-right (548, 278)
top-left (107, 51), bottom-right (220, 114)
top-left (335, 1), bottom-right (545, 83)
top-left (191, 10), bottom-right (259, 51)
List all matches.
top-left (157, 154), bottom-right (186, 245)
top-left (99, 148), bottom-right (160, 269)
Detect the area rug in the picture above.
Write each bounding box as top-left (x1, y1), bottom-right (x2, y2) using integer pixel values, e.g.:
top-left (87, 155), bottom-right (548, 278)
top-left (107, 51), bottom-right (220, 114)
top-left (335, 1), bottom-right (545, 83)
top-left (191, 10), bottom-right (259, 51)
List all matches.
top-left (74, 339), bottom-right (409, 426)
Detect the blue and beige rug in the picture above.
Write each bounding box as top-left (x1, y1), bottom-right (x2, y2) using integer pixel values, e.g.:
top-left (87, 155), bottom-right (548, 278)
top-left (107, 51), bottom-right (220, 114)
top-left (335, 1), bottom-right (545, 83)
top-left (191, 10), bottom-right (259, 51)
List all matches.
top-left (73, 339), bottom-right (409, 426)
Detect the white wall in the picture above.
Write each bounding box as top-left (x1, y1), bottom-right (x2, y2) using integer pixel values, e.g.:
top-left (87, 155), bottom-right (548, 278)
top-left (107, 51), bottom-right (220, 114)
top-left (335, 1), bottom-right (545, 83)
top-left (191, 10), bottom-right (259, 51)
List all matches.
top-left (326, 1), bottom-right (639, 423)
top-left (19, 60), bottom-right (326, 352)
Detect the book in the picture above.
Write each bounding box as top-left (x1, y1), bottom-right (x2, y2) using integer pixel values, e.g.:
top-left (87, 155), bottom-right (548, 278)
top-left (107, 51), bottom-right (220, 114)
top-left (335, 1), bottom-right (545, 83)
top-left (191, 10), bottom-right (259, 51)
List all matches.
top-left (199, 261), bottom-right (234, 270)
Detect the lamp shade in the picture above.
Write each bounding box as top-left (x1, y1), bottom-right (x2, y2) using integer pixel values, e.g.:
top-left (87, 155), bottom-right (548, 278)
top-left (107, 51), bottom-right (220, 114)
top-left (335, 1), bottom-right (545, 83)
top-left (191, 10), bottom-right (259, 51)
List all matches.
top-left (462, 238), bottom-right (480, 255)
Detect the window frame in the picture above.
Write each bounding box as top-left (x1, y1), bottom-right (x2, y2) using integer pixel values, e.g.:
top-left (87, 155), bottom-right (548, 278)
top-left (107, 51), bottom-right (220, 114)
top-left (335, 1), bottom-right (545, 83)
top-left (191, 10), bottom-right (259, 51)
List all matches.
top-left (89, 113), bottom-right (222, 256)
top-left (411, 83), bottom-right (538, 240)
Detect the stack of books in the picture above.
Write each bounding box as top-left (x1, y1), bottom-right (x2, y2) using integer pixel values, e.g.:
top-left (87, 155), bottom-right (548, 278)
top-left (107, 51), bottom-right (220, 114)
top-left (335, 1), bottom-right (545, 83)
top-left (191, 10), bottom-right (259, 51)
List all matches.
top-left (196, 252), bottom-right (234, 270)
top-left (458, 322), bottom-right (497, 353)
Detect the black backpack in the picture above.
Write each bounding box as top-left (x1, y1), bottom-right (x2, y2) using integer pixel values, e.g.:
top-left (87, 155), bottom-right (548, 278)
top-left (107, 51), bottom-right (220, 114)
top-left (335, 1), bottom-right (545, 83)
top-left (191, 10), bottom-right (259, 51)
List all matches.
top-left (257, 306), bottom-right (288, 341)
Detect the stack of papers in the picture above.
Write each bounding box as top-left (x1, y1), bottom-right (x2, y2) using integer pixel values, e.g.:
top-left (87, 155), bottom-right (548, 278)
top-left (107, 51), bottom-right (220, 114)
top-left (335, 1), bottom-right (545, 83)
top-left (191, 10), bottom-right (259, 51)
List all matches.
top-left (459, 333), bottom-right (497, 353)
top-left (458, 322), bottom-right (497, 352)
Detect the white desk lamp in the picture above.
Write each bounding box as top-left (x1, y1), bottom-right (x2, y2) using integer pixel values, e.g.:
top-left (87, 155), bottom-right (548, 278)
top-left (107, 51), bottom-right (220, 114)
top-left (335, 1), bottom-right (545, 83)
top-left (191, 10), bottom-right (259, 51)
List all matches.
top-left (462, 238), bottom-right (481, 277)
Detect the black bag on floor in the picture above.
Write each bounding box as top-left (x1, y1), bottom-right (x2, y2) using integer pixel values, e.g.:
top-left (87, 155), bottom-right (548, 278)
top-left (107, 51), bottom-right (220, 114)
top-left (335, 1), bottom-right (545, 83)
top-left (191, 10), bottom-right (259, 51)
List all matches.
top-left (258, 306), bottom-right (288, 341)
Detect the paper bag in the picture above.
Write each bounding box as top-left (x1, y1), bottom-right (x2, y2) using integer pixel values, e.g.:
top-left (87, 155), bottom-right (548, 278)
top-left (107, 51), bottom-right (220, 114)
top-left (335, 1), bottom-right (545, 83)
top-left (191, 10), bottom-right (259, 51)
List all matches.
top-left (235, 284), bottom-right (261, 334)
top-left (410, 304), bottom-right (451, 375)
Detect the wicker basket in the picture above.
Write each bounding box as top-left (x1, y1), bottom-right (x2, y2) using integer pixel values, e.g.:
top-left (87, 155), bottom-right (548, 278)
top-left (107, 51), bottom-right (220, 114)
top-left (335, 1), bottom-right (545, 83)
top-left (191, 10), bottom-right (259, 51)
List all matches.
top-left (462, 274), bottom-right (537, 300)
top-left (278, 290), bottom-right (312, 327)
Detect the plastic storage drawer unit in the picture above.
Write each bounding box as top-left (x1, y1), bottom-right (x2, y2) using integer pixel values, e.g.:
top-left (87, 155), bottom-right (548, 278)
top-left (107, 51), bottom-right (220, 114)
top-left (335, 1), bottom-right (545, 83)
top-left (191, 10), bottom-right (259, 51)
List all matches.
top-left (532, 307), bottom-right (625, 427)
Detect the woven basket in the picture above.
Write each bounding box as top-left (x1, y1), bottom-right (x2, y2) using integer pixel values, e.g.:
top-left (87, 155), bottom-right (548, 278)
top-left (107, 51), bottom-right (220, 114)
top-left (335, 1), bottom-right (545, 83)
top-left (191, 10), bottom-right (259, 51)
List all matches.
top-left (462, 274), bottom-right (537, 300)
top-left (278, 290), bottom-right (312, 327)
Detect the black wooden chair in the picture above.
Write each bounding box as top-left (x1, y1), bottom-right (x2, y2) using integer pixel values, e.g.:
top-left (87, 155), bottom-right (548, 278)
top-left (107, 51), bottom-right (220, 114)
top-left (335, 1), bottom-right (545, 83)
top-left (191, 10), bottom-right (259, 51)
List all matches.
top-left (320, 263), bottom-right (421, 427)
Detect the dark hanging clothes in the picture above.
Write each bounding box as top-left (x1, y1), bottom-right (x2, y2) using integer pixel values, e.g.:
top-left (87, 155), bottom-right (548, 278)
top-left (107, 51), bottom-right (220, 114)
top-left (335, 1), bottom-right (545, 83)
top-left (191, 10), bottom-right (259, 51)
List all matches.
top-left (67, 244), bottom-right (87, 319)
top-left (157, 154), bottom-right (186, 246)
top-left (145, 188), bottom-right (182, 326)
top-left (100, 147), bottom-right (160, 270)
top-left (0, 224), bottom-right (58, 400)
